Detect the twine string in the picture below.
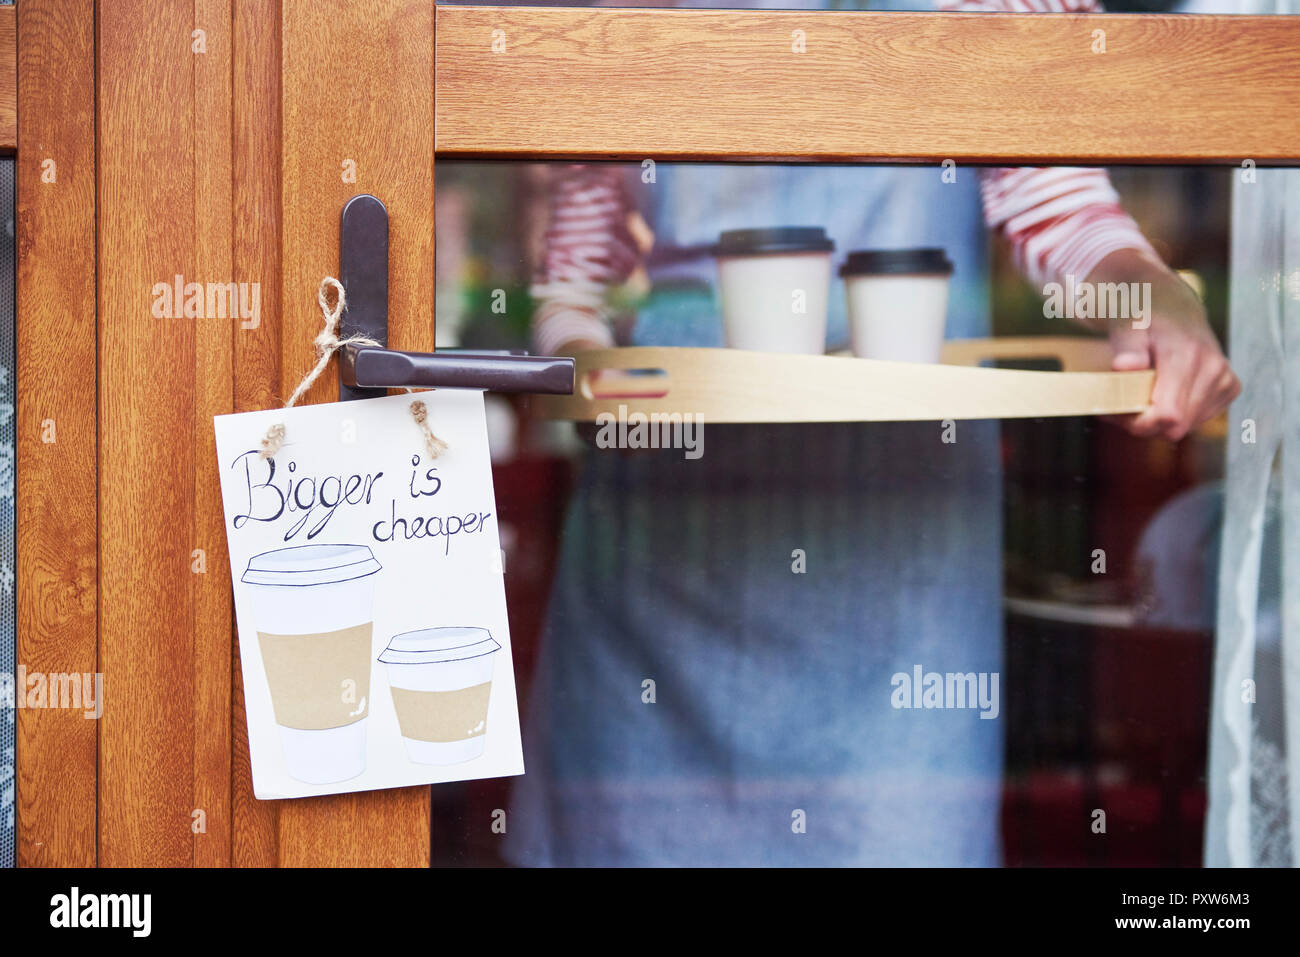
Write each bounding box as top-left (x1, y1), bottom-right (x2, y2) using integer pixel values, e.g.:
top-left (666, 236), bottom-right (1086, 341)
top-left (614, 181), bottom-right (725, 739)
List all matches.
top-left (408, 399), bottom-right (449, 459)
top-left (260, 277), bottom-right (448, 460)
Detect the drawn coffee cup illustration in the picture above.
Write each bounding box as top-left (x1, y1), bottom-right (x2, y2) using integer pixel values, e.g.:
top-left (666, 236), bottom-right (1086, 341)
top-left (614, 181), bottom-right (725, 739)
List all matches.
top-left (242, 544), bottom-right (382, 784)
top-left (378, 627), bottom-right (501, 766)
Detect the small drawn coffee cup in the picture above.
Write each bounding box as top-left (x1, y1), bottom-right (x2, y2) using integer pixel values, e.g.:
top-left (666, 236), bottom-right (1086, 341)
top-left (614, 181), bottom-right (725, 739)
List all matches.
top-left (840, 248), bottom-right (954, 363)
top-left (242, 544), bottom-right (382, 785)
top-left (714, 227), bottom-right (834, 354)
top-left (378, 627), bottom-right (501, 766)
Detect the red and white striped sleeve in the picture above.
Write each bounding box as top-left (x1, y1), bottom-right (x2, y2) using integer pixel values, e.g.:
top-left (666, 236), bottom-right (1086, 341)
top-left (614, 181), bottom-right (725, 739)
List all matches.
top-left (530, 164), bottom-right (639, 356)
top-left (939, 0), bottom-right (1162, 288)
top-left (939, 0), bottom-right (1100, 12)
top-left (977, 166), bottom-right (1160, 288)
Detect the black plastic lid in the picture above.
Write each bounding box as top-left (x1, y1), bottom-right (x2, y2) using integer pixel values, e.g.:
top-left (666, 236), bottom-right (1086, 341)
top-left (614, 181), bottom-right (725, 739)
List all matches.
top-left (714, 227), bottom-right (834, 256)
top-left (839, 248), bottom-right (954, 277)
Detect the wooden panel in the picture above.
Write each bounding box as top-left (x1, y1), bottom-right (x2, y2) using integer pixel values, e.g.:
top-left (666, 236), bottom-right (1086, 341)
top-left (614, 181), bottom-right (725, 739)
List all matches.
top-left (192, 0), bottom-right (235, 868)
top-left (0, 6), bottom-right (16, 152)
top-left (230, 0), bottom-right (282, 868)
top-left (436, 8), bottom-right (1300, 163)
top-left (278, 0), bottom-right (432, 867)
top-left (97, 0), bottom-right (198, 866)
top-left (15, 0), bottom-right (98, 868)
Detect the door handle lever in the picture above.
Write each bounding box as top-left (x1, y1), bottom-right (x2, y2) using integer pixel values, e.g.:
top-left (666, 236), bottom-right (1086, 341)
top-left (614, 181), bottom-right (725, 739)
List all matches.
top-left (339, 344), bottom-right (575, 394)
top-left (337, 193), bottom-right (575, 401)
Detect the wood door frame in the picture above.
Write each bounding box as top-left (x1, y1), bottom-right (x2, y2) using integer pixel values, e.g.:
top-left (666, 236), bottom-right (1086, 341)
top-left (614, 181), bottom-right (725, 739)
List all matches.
top-left (16, 0), bottom-right (432, 868)
top-left (435, 7), bottom-right (1300, 163)
top-left (11, 3), bottom-right (1299, 867)
top-left (15, 0), bottom-right (96, 867)
top-left (0, 5), bottom-right (13, 153)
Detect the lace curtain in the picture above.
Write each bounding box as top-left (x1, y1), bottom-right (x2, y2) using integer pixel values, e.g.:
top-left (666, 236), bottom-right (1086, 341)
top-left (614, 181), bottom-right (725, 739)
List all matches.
top-left (1204, 160), bottom-right (1300, 867)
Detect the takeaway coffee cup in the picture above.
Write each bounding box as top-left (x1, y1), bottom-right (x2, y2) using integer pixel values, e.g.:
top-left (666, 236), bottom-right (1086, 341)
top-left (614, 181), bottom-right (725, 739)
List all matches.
top-left (378, 627), bottom-right (501, 766)
top-left (714, 227), bottom-right (834, 353)
top-left (242, 544), bottom-right (381, 784)
top-left (840, 248), bottom-right (954, 363)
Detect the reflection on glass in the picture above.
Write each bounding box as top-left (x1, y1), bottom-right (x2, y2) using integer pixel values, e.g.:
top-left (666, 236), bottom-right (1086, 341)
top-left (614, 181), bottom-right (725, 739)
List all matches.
top-left (425, 154), bottom-right (1287, 866)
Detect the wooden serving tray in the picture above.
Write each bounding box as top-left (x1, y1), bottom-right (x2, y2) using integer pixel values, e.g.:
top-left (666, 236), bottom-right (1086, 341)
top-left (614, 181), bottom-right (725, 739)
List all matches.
top-left (535, 337), bottom-right (1153, 423)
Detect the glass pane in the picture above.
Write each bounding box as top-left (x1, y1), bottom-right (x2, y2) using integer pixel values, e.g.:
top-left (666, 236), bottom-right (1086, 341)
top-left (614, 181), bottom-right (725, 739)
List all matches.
top-left (428, 150), bottom-right (1294, 866)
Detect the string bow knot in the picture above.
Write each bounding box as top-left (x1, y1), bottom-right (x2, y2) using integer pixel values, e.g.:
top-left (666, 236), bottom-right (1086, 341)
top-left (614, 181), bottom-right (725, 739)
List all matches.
top-left (260, 277), bottom-right (447, 460)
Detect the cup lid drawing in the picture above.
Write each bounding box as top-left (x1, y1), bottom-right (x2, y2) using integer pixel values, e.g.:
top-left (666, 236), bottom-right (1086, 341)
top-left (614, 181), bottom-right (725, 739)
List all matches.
top-left (378, 627), bottom-right (501, 665)
top-left (241, 544), bottom-right (382, 587)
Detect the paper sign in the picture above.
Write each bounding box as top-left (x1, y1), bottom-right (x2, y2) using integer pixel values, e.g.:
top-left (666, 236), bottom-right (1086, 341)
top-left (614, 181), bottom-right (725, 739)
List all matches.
top-left (213, 391), bottom-right (524, 799)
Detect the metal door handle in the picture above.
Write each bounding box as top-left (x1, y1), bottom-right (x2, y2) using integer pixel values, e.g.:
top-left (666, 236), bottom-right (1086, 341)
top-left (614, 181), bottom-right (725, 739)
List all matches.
top-left (340, 345), bottom-right (575, 394)
top-left (336, 193), bottom-right (575, 401)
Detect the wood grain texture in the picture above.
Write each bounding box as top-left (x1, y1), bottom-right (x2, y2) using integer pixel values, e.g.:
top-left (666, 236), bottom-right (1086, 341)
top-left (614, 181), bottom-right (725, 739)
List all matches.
top-left (537, 343), bottom-right (1154, 423)
top-left (278, 0), bottom-right (432, 867)
top-left (15, 0), bottom-right (98, 868)
top-left (0, 6), bottom-right (14, 152)
top-left (192, 0), bottom-right (235, 868)
top-left (436, 8), bottom-right (1300, 163)
top-left (230, 0), bottom-right (281, 868)
top-left (97, 0), bottom-right (198, 866)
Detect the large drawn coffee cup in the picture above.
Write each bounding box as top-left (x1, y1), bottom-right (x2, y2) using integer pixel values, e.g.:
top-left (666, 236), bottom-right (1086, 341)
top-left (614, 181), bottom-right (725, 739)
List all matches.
top-left (378, 627), bottom-right (501, 766)
top-left (242, 544), bottom-right (381, 784)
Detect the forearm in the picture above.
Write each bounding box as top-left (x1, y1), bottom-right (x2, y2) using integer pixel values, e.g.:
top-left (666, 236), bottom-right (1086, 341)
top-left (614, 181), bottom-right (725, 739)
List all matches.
top-left (531, 164), bottom-right (637, 355)
top-left (1080, 247), bottom-right (1200, 335)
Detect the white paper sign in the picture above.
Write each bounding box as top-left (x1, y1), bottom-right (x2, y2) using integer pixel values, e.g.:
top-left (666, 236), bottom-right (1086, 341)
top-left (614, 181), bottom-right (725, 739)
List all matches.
top-left (213, 391), bottom-right (524, 799)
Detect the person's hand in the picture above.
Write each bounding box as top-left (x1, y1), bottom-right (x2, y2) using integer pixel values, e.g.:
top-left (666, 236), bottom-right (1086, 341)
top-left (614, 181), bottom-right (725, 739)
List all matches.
top-left (1088, 248), bottom-right (1241, 441)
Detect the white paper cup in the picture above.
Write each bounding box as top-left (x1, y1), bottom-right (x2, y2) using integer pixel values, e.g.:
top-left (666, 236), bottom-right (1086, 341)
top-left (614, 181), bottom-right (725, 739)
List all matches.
top-left (242, 544), bottom-right (381, 784)
top-left (378, 627), bottom-right (501, 766)
top-left (840, 248), bottom-right (954, 363)
top-left (714, 227), bottom-right (834, 354)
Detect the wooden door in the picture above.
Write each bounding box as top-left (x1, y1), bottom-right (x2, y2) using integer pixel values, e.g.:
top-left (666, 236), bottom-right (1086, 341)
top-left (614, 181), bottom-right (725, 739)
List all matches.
top-left (18, 0), bottom-right (432, 867)
top-left (15, 0), bottom-right (1300, 869)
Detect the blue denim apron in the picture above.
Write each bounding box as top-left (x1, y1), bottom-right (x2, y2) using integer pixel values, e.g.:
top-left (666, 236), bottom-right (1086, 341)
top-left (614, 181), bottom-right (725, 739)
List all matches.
top-left (508, 163), bottom-right (1005, 866)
